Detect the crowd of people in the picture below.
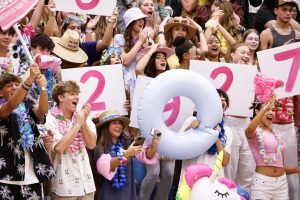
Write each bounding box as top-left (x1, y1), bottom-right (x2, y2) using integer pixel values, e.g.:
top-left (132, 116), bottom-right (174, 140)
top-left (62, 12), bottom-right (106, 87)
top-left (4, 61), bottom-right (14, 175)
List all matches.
top-left (0, 0), bottom-right (300, 199)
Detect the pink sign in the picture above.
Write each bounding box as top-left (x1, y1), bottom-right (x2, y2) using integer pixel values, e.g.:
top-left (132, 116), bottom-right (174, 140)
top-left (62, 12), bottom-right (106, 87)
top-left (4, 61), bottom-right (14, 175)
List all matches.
top-left (0, 0), bottom-right (38, 31)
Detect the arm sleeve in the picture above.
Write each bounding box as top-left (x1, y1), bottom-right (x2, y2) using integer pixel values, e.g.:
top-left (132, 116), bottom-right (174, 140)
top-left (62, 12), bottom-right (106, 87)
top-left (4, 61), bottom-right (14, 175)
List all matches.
top-left (94, 145), bottom-right (117, 180)
top-left (135, 142), bottom-right (158, 164)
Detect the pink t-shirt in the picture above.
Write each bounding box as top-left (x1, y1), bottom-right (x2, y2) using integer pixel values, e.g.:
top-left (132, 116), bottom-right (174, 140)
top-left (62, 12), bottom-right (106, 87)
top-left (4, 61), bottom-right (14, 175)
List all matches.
top-left (247, 128), bottom-right (286, 168)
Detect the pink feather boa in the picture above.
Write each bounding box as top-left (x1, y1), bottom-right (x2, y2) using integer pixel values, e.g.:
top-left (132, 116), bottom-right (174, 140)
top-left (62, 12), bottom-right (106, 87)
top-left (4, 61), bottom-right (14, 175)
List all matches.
top-left (254, 74), bottom-right (284, 103)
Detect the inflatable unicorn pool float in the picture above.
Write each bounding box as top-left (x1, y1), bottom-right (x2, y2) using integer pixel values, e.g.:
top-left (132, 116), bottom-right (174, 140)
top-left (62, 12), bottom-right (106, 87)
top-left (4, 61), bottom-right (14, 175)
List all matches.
top-left (177, 151), bottom-right (247, 200)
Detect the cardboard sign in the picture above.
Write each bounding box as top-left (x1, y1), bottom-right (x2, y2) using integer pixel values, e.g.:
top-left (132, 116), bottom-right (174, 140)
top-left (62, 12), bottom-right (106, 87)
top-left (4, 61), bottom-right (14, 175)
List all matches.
top-left (0, 0), bottom-right (38, 31)
top-left (130, 75), bottom-right (195, 131)
top-left (190, 60), bottom-right (257, 117)
top-left (61, 64), bottom-right (127, 116)
top-left (257, 42), bottom-right (300, 98)
top-left (54, 0), bottom-right (116, 16)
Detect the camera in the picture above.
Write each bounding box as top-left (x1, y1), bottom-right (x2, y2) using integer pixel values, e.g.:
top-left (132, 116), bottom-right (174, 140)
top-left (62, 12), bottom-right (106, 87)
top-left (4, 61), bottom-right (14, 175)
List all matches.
top-left (150, 128), bottom-right (162, 137)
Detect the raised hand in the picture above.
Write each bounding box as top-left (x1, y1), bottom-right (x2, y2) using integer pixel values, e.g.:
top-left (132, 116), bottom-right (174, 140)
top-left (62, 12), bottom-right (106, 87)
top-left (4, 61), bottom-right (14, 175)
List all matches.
top-left (29, 63), bottom-right (41, 81)
top-left (35, 74), bottom-right (47, 89)
top-left (86, 15), bottom-right (100, 30)
top-left (124, 142), bottom-right (143, 158)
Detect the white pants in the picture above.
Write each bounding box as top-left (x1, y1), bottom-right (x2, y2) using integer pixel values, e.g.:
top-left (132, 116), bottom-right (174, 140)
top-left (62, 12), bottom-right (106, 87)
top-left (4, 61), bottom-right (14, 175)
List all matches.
top-left (224, 116), bottom-right (255, 192)
top-left (250, 172), bottom-right (288, 200)
top-left (273, 123), bottom-right (300, 200)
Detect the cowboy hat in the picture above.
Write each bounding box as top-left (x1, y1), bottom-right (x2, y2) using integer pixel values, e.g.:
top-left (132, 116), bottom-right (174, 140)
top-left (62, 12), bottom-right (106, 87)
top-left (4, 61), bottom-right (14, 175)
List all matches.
top-left (92, 110), bottom-right (130, 129)
top-left (51, 30), bottom-right (88, 64)
top-left (164, 17), bottom-right (197, 40)
top-left (137, 46), bottom-right (175, 61)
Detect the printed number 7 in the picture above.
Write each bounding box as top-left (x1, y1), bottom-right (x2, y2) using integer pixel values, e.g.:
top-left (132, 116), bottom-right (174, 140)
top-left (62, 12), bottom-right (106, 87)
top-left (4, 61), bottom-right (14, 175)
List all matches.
top-left (80, 70), bottom-right (106, 111)
top-left (274, 48), bottom-right (300, 93)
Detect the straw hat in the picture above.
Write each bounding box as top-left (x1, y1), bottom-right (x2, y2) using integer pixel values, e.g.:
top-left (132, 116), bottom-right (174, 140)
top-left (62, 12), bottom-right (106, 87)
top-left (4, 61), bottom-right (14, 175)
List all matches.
top-left (51, 30), bottom-right (88, 64)
top-left (137, 46), bottom-right (175, 61)
top-left (164, 17), bottom-right (197, 40)
top-left (124, 7), bottom-right (147, 29)
top-left (92, 110), bottom-right (130, 129)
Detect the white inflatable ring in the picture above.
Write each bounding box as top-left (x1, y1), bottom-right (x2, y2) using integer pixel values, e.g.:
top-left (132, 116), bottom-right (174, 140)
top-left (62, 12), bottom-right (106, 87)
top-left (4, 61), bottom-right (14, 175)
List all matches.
top-left (137, 69), bottom-right (223, 159)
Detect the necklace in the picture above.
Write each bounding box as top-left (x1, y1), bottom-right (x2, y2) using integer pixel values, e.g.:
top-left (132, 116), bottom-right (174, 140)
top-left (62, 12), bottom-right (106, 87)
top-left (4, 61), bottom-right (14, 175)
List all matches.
top-left (51, 106), bottom-right (85, 153)
top-left (256, 126), bottom-right (284, 163)
top-left (110, 138), bottom-right (127, 189)
top-left (0, 98), bottom-right (34, 149)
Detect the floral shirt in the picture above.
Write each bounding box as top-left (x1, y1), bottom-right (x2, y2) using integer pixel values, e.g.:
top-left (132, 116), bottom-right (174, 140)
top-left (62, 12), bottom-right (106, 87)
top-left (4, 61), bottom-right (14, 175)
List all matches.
top-left (45, 111), bottom-right (96, 196)
top-left (0, 101), bottom-right (55, 182)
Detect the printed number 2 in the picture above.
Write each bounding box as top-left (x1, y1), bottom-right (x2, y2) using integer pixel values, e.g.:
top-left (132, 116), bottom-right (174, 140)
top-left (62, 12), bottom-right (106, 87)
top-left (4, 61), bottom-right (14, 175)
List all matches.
top-left (75, 0), bottom-right (100, 10)
top-left (164, 96), bottom-right (180, 127)
top-left (210, 66), bottom-right (233, 92)
top-left (80, 70), bottom-right (106, 111)
top-left (274, 48), bottom-right (300, 92)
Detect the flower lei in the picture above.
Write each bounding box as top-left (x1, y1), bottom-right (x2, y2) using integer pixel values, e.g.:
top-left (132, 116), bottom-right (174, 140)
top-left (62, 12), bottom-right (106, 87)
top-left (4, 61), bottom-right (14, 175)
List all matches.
top-left (0, 54), bottom-right (13, 75)
top-left (256, 126), bottom-right (284, 163)
top-left (0, 98), bottom-right (34, 149)
top-left (110, 138), bottom-right (127, 190)
top-left (51, 106), bottom-right (85, 153)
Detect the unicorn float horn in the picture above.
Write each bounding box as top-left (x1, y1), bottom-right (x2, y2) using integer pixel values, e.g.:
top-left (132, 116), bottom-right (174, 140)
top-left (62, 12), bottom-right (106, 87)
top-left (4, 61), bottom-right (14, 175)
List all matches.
top-left (210, 150), bottom-right (224, 183)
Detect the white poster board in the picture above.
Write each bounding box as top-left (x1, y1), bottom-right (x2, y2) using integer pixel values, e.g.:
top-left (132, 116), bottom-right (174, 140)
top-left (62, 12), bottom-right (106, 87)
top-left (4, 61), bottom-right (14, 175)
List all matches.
top-left (61, 64), bottom-right (127, 116)
top-left (130, 75), bottom-right (195, 131)
top-left (190, 60), bottom-right (257, 117)
top-left (257, 42), bottom-right (300, 98)
top-left (54, 0), bottom-right (116, 16)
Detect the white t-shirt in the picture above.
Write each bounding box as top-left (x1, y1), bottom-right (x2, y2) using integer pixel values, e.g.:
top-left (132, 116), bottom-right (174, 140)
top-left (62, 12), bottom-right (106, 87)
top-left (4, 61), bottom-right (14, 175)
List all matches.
top-left (178, 116), bottom-right (233, 187)
top-left (0, 150), bottom-right (39, 185)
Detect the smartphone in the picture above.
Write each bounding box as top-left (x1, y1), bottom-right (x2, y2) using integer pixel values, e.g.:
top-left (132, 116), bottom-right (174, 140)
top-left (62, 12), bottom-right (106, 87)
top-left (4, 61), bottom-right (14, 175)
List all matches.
top-left (150, 128), bottom-right (162, 137)
top-left (134, 136), bottom-right (145, 146)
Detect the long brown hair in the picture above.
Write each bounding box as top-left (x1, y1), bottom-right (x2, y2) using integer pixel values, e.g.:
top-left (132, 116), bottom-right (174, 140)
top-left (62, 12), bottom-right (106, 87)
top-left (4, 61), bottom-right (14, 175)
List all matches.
top-left (94, 16), bottom-right (118, 41)
top-left (124, 23), bottom-right (136, 53)
top-left (96, 122), bottom-right (130, 154)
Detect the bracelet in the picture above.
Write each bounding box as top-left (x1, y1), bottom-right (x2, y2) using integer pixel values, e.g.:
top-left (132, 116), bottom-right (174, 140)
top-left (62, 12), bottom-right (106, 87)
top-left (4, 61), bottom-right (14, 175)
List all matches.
top-left (157, 31), bottom-right (164, 35)
top-left (85, 29), bottom-right (93, 33)
top-left (198, 29), bottom-right (204, 34)
top-left (118, 155), bottom-right (128, 165)
top-left (23, 82), bottom-right (32, 87)
top-left (21, 83), bottom-right (30, 91)
top-left (41, 87), bottom-right (47, 91)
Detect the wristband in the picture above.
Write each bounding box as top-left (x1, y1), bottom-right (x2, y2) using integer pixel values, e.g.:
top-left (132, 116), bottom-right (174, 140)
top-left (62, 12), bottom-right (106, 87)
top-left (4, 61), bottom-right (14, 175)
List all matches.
top-left (118, 155), bottom-right (128, 165)
top-left (157, 31), bottom-right (164, 35)
top-left (85, 29), bottom-right (93, 33)
top-left (22, 83), bottom-right (30, 91)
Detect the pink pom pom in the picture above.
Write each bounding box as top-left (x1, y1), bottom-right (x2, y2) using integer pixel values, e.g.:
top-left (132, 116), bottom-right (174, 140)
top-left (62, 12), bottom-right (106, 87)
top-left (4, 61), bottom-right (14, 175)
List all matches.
top-left (254, 74), bottom-right (284, 102)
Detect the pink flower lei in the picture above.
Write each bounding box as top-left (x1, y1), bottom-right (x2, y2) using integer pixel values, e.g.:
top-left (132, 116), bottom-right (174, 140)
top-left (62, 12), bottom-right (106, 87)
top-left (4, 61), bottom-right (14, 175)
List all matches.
top-left (51, 106), bottom-right (85, 153)
top-left (256, 126), bottom-right (284, 163)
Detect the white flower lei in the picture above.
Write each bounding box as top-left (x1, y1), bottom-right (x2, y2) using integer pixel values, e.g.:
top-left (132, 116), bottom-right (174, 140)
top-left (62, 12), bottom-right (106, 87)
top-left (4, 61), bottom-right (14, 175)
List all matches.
top-left (256, 126), bottom-right (284, 163)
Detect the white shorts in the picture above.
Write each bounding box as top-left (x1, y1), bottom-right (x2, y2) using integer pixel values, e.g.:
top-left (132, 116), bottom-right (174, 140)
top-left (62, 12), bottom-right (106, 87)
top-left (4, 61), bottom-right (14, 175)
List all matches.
top-left (250, 172), bottom-right (289, 200)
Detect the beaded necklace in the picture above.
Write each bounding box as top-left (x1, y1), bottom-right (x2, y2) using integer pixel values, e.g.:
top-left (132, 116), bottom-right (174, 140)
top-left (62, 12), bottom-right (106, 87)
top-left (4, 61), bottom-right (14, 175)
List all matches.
top-left (110, 138), bottom-right (127, 189)
top-left (0, 98), bottom-right (34, 149)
